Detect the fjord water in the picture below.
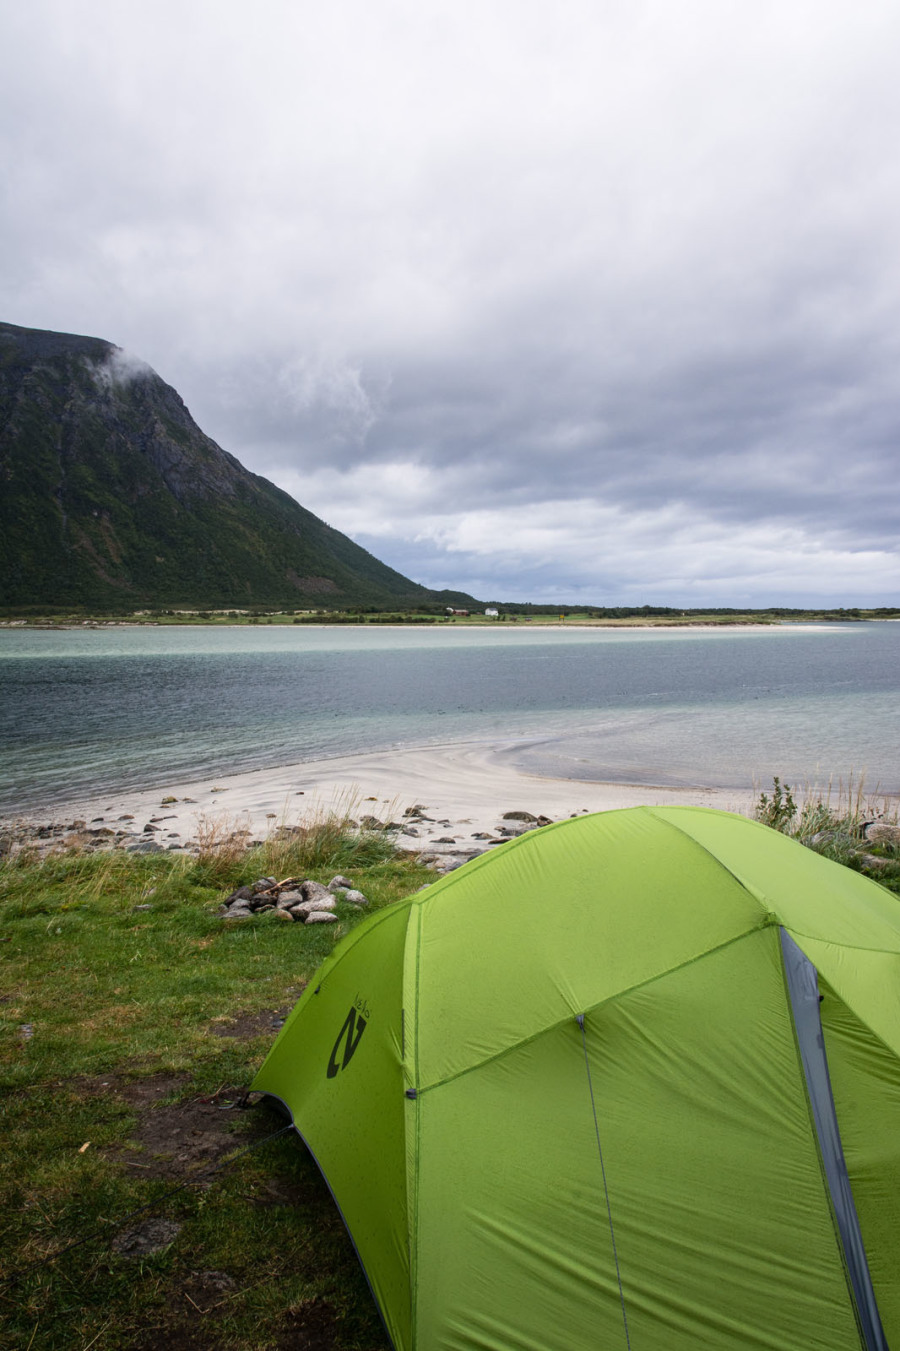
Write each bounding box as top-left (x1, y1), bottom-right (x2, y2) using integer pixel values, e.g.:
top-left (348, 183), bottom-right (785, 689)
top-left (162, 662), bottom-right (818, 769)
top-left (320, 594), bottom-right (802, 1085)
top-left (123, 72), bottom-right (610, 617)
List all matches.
top-left (1, 622), bottom-right (898, 814)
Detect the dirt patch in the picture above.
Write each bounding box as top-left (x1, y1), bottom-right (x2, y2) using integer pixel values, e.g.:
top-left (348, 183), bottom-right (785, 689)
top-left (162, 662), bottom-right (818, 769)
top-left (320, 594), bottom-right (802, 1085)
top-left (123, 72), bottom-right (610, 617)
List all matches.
top-left (251, 1171), bottom-right (330, 1211)
top-left (71, 1072), bottom-right (262, 1180)
top-left (121, 1085), bottom-right (256, 1180)
top-left (131, 1318), bottom-right (231, 1351)
top-left (77, 1070), bottom-right (189, 1103)
top-left (130, 1294), bottom-right (340, 1351)
top-left (112, 1216), bottom-right (183, 1258)
top-left (210, 1007), bottom-right (289, 1038)
top-left (275, 1296), bottom-right (342, 1350)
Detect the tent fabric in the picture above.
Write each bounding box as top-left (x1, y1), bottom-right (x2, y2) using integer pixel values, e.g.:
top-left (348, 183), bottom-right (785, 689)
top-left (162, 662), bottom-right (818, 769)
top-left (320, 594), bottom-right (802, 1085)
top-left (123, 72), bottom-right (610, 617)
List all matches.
top-left (252, 805), bottom-right (900, 1351)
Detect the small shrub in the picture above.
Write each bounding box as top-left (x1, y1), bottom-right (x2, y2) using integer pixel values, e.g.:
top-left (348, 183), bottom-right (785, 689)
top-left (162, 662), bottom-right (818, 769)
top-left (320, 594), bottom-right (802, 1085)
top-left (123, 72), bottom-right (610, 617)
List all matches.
top-left (755, 777), bottom-right (797, 833)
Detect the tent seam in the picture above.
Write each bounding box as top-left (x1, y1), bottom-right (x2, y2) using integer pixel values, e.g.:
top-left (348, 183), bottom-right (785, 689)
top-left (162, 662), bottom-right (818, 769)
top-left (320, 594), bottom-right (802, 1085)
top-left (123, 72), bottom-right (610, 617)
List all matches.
top-left (780, 927), bottom-right (900, 956)
top-left (647, 810), bottom-right (900, 955)
top-left (643, 807), bottom-right (776, 911)
top-left (415, 926), bottom-right (765, 1096)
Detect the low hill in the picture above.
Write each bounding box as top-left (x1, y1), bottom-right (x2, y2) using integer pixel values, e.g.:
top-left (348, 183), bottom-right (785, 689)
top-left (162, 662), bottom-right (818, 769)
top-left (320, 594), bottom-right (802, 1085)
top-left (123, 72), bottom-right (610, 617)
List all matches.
top-left (0, 321), bottom-right (477, 612)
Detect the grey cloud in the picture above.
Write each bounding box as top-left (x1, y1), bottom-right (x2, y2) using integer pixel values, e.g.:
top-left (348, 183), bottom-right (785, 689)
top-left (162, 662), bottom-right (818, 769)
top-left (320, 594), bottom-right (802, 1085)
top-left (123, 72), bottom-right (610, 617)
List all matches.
top-left (2, 0), bottom-right (900, 603)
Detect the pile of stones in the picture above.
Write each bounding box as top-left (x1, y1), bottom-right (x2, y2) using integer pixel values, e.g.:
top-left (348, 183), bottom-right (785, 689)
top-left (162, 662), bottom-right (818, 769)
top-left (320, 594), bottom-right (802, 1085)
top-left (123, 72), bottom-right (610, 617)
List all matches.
top-left (219, 874), bottom-right (368, 923)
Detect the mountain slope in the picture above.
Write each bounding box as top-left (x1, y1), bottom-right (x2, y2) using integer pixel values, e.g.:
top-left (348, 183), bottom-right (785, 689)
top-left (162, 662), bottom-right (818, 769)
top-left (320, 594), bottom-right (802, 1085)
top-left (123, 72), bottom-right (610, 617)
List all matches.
top-left (0, 321), bottom-right (472, 611)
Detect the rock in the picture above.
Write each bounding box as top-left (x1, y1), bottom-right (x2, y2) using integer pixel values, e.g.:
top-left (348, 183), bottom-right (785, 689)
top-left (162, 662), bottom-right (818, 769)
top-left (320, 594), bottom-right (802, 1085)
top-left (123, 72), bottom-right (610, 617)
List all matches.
top-left (360, 815), bottom-right (383, 829)
top-left (439, 856), bottom-right (476, 873)
top-left (142, 823), bottom-right (160, 833)
top-left (223, 904), bottom-right (253, 919)
top-left (858, 852), bottom-right (892, 871)
top-left (118, 814), bottom-right (135, 821)
top-left (807, 830), bottom-right (835, 848)
top-left (273, 908), bottom-right (295, 922)
top-left (301, 880), bottom-right (333, 904)
top-left (865, 823), bottom-right (900, 846)
top-left (434, 836), bottom-right (457, 844)
top-left (402, 827), bottom-right (420, 837)
top-left (276, 890), bottom-right (303, 909)
top-left (127, 841), bottom-right (165, 854)
top-left (291, 895), bottom-right (337, 915)
top-left (252, 877), bottom-right (276, 892)
top-left (343, 890), bottom-right (368, 906)
top-left (224, 885), bottom-right (254, 905)
top-left (305, 910), bottom-right (338, 924)
top-left (404, 804), bottom-right (428, 817)
top-left (328, 875), bottom-right (354, 891)
top-left (161, 796), bottom-right (177, 804)
top-left (502, 811), bottom-right (538, 822)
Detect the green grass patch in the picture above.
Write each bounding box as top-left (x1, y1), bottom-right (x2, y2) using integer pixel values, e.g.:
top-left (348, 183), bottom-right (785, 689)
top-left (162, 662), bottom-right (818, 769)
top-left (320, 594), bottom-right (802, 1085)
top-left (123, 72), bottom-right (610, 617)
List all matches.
top-left (0, 828), bottom-right (432, 1349)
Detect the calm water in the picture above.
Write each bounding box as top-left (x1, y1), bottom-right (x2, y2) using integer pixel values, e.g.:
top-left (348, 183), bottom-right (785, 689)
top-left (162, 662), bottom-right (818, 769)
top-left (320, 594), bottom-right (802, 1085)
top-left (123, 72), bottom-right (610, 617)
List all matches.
top-left (1, 622), bottom-right (898, 813)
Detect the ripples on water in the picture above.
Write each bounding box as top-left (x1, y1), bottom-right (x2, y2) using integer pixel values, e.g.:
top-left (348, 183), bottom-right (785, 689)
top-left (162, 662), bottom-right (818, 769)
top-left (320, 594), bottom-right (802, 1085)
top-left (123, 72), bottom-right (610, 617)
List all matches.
top-left (1, 622), bottom-right (897, 811)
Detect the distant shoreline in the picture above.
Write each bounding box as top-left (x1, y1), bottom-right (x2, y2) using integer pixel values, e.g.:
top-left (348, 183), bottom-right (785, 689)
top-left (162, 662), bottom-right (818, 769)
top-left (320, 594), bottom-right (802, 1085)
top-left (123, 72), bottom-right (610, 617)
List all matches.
top-left (0, 619), bottom-right (856, 632)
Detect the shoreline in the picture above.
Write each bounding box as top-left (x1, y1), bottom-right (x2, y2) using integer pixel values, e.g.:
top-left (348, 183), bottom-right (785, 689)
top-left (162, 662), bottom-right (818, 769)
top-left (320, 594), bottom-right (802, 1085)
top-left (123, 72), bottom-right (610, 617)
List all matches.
top-left (0, 620), bottom-right (840, 632)
top-left (0, 740), bottom-right (759, 864)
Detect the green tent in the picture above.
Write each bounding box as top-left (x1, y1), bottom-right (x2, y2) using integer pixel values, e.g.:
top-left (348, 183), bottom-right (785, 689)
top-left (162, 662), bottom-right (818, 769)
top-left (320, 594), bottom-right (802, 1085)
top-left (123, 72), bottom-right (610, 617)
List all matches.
top-left (252, 806), bottom-right (900, 1350)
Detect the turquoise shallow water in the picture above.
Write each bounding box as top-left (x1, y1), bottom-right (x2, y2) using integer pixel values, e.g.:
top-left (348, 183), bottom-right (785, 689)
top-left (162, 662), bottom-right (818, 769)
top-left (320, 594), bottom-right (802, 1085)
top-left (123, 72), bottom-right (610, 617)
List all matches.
top-left (1, 622), bottom-right (898, 813)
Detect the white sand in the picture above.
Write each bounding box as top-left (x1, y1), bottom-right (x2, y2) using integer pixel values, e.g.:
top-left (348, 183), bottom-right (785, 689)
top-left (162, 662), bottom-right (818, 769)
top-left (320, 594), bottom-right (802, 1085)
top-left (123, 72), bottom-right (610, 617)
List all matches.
top-left (7, 740), bottom-right (757, 855)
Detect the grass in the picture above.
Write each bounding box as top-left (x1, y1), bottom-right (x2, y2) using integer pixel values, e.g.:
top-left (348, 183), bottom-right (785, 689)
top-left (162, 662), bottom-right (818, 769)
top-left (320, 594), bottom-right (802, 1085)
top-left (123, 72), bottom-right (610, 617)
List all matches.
top-left (0, 816), bottom-right (432, 1350)
top-left (754, 774), bottom-right (900, 895)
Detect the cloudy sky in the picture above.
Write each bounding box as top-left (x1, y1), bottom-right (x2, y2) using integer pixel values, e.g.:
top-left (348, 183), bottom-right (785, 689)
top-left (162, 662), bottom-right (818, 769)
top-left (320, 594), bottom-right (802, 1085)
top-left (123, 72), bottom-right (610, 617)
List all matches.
top-left (2, 0), bottom-right (899, 606)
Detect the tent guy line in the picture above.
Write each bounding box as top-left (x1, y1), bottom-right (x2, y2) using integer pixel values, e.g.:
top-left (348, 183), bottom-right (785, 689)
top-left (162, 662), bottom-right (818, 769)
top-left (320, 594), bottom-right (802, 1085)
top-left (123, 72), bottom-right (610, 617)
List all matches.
top-left (578, 1012), bottom-right (632, 1351)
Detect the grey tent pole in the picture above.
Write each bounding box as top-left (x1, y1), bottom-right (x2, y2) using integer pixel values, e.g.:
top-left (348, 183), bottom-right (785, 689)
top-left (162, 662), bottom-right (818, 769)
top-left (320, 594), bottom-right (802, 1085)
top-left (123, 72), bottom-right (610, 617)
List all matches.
top-left (780, 929), bottom-right (889, 1351)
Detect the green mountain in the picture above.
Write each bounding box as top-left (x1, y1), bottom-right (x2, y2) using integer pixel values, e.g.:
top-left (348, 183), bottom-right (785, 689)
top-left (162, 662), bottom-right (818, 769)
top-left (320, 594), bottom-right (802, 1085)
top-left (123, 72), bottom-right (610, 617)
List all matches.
top-left (0, 321), bottom-right (476, 612)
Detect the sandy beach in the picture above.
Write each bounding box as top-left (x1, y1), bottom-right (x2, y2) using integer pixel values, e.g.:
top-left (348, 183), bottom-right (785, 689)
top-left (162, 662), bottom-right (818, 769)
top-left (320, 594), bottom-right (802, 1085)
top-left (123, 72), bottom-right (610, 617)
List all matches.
top-left (2, 739), bottom-right (758, 863)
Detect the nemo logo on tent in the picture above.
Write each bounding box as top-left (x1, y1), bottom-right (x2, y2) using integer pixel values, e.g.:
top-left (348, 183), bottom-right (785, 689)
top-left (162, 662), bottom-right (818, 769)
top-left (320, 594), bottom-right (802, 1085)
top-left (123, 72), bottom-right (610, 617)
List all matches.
top-left (327, 1005), bottom-right (368, 1078)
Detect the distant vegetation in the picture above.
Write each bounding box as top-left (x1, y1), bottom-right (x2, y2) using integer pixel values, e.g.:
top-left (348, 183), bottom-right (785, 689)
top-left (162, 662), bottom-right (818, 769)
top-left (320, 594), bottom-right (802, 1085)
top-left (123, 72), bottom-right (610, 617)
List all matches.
top-left (2, 603), bottom-right (898, 627)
